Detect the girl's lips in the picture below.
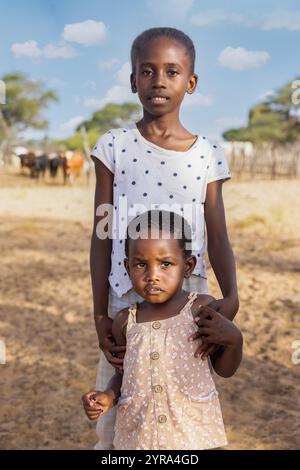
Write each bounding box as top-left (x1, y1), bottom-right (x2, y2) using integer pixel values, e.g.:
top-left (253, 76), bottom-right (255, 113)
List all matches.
top-left (148, 97), bottom-right (169, 104)
top-left (145, 286), bottom-right (162, 294)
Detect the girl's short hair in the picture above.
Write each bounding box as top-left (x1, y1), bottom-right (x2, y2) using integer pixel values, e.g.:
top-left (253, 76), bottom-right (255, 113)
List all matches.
top-left (125, 210), bottom-right (193, 258)
top-left (131, 27), bottom-right (195, 75)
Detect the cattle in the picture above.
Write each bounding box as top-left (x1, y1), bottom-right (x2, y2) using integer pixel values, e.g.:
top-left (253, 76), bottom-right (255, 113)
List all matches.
top-left (17, 149), bottom-right (85, 184)
top-left (19, 152), bottom-right (48, 179)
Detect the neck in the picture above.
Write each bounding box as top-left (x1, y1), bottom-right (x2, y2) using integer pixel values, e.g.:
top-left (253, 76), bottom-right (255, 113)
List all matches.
top-left (137, 111), bottom-right (182, 137)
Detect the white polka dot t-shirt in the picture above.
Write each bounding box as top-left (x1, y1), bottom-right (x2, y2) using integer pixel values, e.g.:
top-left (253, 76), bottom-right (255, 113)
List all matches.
top-left (91, 123), bottom-right (231, 298)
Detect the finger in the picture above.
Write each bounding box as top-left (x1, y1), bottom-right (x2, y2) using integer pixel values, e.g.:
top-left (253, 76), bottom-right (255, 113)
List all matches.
top-left (188, 331), bottom-right (201, 342)
top-left (200, 344), bottom-right (217, 359)
top-left (110, 345), bottom-right (126, 353)
top-left (194, 340), bottom-right (211, 357)
top-left (194, 318), bottom-right (211, 327)
top-left (85, 408), bottom-right (101, 416)
top-left (197, 327), bottom-right (211, 335)
top-left (194, 306), bottom-right (216, 320)
top-left (87, 408), bottom-right (103, 416)
top-left (198, 335), bottom-right (213, 345)
top-left (84, 403), bottom-right (102, 412)
top-left (104, 352), bottom-right (124, 366)
top-left (81, 391), bottom-right (97, 405)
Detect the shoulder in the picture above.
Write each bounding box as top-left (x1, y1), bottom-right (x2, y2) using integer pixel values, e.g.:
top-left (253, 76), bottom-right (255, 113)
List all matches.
top-left (191, 293), bottom-right (215, 318)
top-left (92, 125), bottom-right (136, 155)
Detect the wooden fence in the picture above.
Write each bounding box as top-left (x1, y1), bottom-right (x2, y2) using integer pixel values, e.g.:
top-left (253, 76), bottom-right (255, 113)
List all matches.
top-left (223, 142), bottom-right (300, 179)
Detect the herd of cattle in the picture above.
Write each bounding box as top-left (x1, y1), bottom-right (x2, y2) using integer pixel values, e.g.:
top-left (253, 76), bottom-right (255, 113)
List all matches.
top-left (18, 150), bottom-right (86, 184)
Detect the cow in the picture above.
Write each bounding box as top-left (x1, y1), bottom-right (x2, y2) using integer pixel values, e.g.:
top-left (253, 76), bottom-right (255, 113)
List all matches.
top-left (19, 152), bottom-right (49, 179)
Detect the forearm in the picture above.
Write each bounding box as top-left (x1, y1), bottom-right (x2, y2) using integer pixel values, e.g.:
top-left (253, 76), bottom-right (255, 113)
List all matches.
top-left (90, 232), bottom-right (112, 334)
top-left (214, 333), bottom-right (243, 378)
top-left (208, 238), bottom-right (239, 318)
top-left (104, 371), bottom-right (123, 407)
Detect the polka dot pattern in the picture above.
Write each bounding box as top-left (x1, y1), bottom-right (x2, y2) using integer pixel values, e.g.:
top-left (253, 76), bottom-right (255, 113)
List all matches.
top-left (91, 123), bottom-right (231, 297)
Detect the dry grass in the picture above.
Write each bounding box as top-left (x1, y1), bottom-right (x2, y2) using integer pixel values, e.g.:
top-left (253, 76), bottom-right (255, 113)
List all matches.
top-left (0, 168), bottom-right (299, 449)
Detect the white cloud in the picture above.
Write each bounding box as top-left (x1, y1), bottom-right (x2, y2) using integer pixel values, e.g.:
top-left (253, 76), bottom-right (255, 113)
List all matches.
top-left (43, 42), bottom-right (77, 59)
top-left (11, 40), bottom-right (42, 58)
top-left (262, 11), bottom-right (300, 31)
top-left (60, 115), bottom-right (85, 131)
top-left (190, 10), bottom-right (246, 27)
top-left (146, 0), bottom-right (194, 22)
top-left (218, 46), bottom-right (270, 71)
top-left (84, 85), bottom-right (138, 110)
top-left (98, 58), bottom-right (121, 69)
top-left (11, 40), bottom-right (77, 59)
top-left (62, 20), bottom-right (108, 46)
top-left (258, 90), bottom-right (275, 101)
top-left (183, 92), bottom-right (213, 107)
top-left (116, 62), bottom-right (131, 85)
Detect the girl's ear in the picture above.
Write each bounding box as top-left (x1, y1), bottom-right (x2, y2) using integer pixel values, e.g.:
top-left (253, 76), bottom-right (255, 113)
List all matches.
top-left (186, 73), bottom-right (198, 95)
top-left (184, 255), bottom-right (197, 278)
top-left (130, 73), bottom-right (137, 93)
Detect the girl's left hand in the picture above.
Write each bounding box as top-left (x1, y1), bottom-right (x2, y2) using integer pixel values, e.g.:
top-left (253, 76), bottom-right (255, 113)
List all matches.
top-left (188, 296), bottom-right (239, 359)
top-left (194, 305), bottom-right (241, 349)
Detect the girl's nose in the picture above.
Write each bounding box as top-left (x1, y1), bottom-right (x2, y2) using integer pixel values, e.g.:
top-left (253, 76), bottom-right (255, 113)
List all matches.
top-left (152, 71), bottom-right (166, 88)
top-left (145, 268), bottom-right (160, 282)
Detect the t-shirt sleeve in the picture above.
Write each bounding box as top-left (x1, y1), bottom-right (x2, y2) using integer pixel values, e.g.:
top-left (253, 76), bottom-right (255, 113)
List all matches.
top-left (207, 144), bottom-right (231, 184)
top-left (91, 131), bottom-right (115, 173)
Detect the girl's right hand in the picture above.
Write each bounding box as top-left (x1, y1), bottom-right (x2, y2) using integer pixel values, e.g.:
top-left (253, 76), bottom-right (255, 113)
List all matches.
top-left (98, 316), bottom-right (126, 369)
top-left (81, 390), bottom-right (113, 420)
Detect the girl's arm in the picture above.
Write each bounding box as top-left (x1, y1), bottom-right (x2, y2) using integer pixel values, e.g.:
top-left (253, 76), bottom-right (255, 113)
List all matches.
top-left (102, 309), bottom-right (128, 401)
top-left (82, 308), bottom-right (128, 419)
top-left (204, 180), bottom-right (239, 321)
top-left (90, 157), bottom-right (125, 368)
top-left (97, 308), bottom-right (128, 404)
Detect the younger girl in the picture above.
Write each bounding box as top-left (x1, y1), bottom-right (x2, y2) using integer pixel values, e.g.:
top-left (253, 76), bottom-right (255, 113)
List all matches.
top-left (83, 211), bottom-right (242, 450)
top-left (90, 27), bottom-right (239, 449)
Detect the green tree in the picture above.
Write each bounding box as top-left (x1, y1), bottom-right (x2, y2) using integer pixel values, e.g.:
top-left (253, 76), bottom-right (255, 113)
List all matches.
top-left (54, 102), bottom-right (141, 151)
top-left (223, 76), bottom-right (300, 143)
top-left (0, 72), bottom-right (58, 161)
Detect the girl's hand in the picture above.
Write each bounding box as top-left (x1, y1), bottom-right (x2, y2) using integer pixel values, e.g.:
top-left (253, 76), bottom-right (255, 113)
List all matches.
top-left (81, 390), bottom-right (114, 421)
top-left (194, 305), bottom-right (242, 350)
top-left (98, 316), bottom-right (126, 369)
top-left (188, 297), bottom-right (239, 359)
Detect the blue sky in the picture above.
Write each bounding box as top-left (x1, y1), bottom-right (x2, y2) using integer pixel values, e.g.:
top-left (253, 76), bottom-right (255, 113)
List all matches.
top-left (0, 0), bottom-right (300, 141)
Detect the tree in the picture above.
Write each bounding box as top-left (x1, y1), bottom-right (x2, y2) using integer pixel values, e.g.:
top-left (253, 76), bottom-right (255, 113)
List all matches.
top-left (54, 102), bottom-right (141, 151)
top-left (223, 76), bottom-right (300, 143)
top-left (0, 72), bottom-right (58, 162)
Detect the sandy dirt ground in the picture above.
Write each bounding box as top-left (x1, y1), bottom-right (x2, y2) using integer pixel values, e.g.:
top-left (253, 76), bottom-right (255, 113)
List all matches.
top-left (0, 167), bottom-right (299, 450)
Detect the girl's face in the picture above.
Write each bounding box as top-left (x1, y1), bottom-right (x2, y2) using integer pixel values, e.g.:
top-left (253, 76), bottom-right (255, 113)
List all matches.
top-left (131, 37), bottom-right (197, 116)
top-left (124, 231), bottom-right (196, 304)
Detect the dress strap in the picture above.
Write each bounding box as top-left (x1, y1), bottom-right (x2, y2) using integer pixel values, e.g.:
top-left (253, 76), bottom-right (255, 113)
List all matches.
top-left (127, 302), bottom-right (137, 330)
top-left (184, 291), bottom-right (199, 312)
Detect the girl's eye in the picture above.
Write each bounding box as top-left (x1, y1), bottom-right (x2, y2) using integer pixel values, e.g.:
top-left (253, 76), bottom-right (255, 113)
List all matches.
top-left (142, 70), bottom-right (152, 76)
top-left (162, 261), bottom-right (172, 267)
top-left (167, 70), bottom-right (178, 76)
top-left (136, 262), bottom-right (146, 268)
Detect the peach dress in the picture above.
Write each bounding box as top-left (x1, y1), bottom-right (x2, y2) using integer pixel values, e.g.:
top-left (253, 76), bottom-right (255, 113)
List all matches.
top-left (113, 291), bottom-right (228, 450)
